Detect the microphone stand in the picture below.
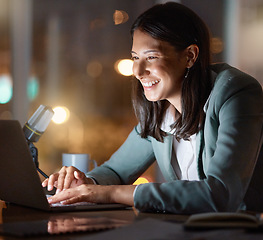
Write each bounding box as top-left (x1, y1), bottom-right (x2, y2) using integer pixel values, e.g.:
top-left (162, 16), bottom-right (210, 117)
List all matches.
top-left (28, 142), bottom-right (49, 178)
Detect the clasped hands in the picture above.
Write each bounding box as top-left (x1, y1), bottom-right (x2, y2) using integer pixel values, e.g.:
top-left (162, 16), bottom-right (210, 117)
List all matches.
top-left (42, 166), bottom-right (135, 206)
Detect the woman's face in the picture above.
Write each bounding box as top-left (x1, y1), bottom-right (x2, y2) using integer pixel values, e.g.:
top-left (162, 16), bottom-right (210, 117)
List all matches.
top-left (131, 29), bottom-right (188, 110)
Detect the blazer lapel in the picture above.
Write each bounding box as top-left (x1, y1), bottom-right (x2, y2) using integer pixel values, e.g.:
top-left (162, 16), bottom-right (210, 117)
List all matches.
top-left (196, 129), bottom-right (206, 180)
top-left (153, 134), bottom-right (179, 181)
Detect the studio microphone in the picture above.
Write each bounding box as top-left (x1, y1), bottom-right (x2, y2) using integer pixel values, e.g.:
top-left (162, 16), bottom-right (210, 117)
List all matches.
top-left (23, 105), bottom-right (54, 143)
top-left (23, 105), bottom-right (54, 178)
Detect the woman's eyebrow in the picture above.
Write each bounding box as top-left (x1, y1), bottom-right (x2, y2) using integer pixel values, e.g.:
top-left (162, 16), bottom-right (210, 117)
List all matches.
top-left (131, 49), bottom-right (160, 54)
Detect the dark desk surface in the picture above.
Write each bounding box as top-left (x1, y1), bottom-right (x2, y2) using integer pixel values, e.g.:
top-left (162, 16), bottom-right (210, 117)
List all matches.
top-left (1, 200), bottom-right (263, 240)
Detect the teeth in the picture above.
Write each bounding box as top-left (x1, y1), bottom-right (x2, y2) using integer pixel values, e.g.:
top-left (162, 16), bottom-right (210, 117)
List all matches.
top-left (142, 80), bottom-right (160, 87)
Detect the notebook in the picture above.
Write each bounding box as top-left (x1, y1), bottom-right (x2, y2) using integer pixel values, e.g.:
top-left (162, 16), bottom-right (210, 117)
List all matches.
top-left (0, 120), bottom-right (128, 212)
top-left (184, 212), bottom-right (261, 229)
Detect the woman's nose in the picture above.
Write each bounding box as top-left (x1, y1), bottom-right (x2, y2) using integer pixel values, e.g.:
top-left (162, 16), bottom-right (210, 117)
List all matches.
top-left (132, 61), bottom-right (149, 79)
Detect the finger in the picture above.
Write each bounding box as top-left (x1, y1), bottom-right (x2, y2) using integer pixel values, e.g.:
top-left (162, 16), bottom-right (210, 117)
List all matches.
top-left (60, 197), bottom-right (83, 205)
top-left (48, 188), bottom-right (76, 204)
top-left (74, 171), bottom-right (95, 185)
top-left (46, 173), bottom-right (59, 191)
top-left (47, 192), bottom-right (64, 204)
top-left (56, 168), bottom-right (67, 192)
top-left (74, 170), bottom-right (81, 180)
top-left (59, 193), bottom-right (88, 205)
top-left (63, 167), bottom-right (78, 190)
top-left (42, 178), bottom-right (48, 187)
top-left (74, 170), bottom-right (86, 181)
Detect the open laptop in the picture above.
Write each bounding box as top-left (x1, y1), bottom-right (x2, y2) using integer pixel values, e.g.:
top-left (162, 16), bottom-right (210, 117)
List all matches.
top-left (0, 120), bottom-right (128, 212)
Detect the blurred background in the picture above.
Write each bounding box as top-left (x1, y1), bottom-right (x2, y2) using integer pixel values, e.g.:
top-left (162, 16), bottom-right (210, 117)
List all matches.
top-left (0, 0), bottom-right (262, 182)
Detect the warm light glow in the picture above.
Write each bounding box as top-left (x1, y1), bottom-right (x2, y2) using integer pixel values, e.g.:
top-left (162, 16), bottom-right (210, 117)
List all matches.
top-left (52, 106), bottom-right (70, 124)
top-left (133, 177), bottom-right (150, 185)
top-left (113, 10), bottom-right (129, 25)
top-left (211, 37), bottom-right (224, 54)
top-left (115, 59), bottom-right (133, 76)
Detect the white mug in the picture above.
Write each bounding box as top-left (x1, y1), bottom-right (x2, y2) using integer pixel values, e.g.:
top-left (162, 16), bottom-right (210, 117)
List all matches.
top-left (62, 153), bottom-right (97, 173)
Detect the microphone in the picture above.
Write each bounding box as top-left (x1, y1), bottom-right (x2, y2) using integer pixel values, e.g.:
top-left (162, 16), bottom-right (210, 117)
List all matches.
top-left (23, 105), bottom-right (54, 179)
top-left (23, 105), bottom-right (54, 143)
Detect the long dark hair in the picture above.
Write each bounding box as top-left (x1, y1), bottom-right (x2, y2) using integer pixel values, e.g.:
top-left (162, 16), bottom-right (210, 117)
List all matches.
top-left (131, 2), bottom-right (213, 141)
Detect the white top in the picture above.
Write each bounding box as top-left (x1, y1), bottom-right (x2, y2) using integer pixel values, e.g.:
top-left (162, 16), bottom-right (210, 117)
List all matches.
top-left (161, 105), bottom-right (199, 181)
top-left (173, 134), bottom-right (198, 180)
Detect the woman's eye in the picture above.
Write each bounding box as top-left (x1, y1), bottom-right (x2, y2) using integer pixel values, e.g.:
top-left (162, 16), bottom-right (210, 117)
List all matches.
top-left (147, 56), bottom-right (157, 60)
top-left (131, 56), bottom-right (138, 61)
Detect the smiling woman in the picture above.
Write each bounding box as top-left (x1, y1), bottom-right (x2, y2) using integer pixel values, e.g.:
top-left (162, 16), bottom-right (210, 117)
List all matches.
top-left (43, 2), bottom-right (263, 214)
top-left (131, 29), bottom-right (198, 111)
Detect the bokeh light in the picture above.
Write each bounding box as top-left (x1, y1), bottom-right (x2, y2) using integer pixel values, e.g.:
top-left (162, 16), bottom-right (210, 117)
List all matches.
top-left (211, 37), bottom-right (224, 54)
top-left (115, 59), bottom-right (133, 76)
top-left (133, 177), bottom-right (150, 185)
top-left (27, 76), bottom-right (39, 101)
top-left (52, 106), bottom-right (70, 124)
top-left (0, 74), bottom-right (13, 104)
top-left (113, 10), bottom-right (129, 25)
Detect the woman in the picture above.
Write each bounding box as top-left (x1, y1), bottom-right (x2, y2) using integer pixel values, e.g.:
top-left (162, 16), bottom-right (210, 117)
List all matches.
top-left (43, 2), bottom-right (263, 214)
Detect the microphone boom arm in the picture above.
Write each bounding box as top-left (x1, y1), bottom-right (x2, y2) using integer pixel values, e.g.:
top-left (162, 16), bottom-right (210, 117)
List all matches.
top-left (28, 142), bottom-right (49, 178)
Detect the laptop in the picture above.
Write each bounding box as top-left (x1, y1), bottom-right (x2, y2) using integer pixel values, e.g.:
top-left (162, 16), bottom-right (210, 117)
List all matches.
top-left (0, 120), bottom-right (128, 212)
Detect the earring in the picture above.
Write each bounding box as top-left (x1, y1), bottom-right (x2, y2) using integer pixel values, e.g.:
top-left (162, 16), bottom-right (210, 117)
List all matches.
top-left (184, 68), bottom-right (190, 79)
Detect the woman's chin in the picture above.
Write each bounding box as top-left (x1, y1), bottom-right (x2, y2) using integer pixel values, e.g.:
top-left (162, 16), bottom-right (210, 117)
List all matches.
top-left (144, 95), bottom-right (161, 102)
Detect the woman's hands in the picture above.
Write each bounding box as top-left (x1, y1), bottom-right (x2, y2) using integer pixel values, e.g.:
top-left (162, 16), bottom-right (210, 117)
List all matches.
top-left (42, 166), bottom-right (136, 206)
top-left (42, 166), bottom-right (94, 194)
top-left (47, 184), bottom-right (135, 206)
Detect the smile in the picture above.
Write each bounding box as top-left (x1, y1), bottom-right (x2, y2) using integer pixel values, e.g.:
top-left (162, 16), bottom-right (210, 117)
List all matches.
top-left (142, 80), bottom-right (160, 87)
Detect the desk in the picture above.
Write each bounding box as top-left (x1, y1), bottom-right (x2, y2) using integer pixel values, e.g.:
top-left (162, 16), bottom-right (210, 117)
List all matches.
top-left (0, 201), bottom-right (263, 240)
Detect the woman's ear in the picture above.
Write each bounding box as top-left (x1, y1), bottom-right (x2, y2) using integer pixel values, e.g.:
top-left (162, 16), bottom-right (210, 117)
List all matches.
top-left (186, 44), bottom-right (199, 68)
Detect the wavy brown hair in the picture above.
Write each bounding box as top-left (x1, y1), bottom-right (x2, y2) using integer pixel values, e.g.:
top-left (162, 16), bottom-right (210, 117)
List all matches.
top-left (131, 2), bottom-right (213, 141)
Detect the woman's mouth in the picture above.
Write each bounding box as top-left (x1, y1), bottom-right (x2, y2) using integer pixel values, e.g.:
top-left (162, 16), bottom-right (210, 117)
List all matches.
top-left (141, 80), bottom-right (160, 87)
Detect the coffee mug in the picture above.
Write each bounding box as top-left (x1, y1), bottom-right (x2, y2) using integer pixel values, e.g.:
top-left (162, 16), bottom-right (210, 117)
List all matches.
top-left (62, 153), bottom-right (97, 173)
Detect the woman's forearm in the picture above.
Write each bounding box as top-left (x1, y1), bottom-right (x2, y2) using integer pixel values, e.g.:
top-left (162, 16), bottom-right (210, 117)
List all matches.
top-left (110, 185), bottom-right (136, 206)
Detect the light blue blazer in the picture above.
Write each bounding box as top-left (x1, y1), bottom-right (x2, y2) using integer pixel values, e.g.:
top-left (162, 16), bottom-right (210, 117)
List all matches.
top-left (87, 63), bottom-right (263, 214)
